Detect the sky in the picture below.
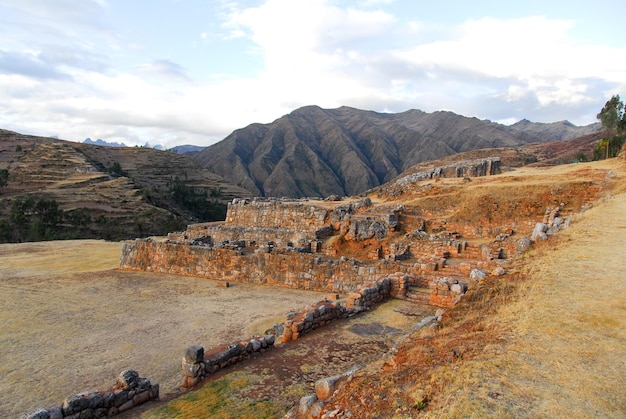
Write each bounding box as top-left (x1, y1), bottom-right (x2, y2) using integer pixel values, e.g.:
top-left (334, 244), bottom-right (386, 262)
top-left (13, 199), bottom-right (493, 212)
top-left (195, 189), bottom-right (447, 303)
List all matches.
top-left (0, 0), bottom-right (625, 148)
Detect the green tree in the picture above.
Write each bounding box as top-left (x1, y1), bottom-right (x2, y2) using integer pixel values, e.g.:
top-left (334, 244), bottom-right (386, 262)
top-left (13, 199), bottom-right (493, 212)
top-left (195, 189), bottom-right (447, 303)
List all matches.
top-left (596, 94), bottom-right (626, 159)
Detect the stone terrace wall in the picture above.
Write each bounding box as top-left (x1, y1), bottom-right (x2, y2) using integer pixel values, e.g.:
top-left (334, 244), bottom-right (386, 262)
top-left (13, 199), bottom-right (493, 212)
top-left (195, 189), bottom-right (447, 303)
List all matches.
top-left (185, 224), bottom-right (314, 248)
top-left (225, 198), bottom-right (331, 231)
top-left (120, 239), bottom-right (417, 294)
top-left (395, 157), bottom-right (501, 186)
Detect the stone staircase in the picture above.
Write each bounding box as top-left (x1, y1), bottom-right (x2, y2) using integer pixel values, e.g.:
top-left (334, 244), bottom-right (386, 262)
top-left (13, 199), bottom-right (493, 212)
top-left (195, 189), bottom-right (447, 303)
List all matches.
top-left (406, 286), bottom-right (431, 304)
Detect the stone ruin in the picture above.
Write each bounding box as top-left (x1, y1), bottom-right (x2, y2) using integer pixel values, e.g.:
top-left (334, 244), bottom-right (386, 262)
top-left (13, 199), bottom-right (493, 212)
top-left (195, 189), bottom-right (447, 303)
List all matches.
top-left (394, 157), bottom-right (501, 186)
top-left (21, 370), bottom-right (159, 419)
top-left (22, 155), bottom-right (587, 416)
top-left (120, 189), bottom-right (505, 310)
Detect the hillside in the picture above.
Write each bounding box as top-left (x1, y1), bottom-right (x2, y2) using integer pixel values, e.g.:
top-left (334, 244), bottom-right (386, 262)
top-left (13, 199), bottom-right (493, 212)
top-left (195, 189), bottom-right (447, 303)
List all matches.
top-left (315, 157), bottom-right (626, 418)
top-left (0, 130), bottom-right (251, 242)
top-left (193, 106), bottom-right (598, 198)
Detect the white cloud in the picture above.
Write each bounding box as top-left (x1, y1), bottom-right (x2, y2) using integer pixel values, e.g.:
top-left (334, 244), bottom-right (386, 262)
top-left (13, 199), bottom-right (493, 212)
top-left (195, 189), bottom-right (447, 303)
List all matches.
top-left (1, 1), bottom-right (625, 147)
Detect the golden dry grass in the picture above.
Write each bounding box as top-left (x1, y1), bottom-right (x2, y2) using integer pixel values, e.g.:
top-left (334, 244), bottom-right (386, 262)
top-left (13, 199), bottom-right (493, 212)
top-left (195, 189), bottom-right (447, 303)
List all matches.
top-left (420, 160), bottom-right (626, 418)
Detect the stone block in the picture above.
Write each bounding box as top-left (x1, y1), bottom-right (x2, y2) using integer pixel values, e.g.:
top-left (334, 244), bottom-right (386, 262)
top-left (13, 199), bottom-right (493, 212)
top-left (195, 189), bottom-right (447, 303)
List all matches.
top-left (264, 334), bottom-right (275, 346)
top-left (299, 395), bottom-right (318, 414)
top-left (21, 408), bottom-right (50, 419)
top-left (217, 280), bottom-right (230, 287)
top-left (85, 393), bottom-right (103, 410)
top-left (78, 408), bottom-right (95, 418)
top-left (117, 370), bottom-right (139, 390)
top-left (250, 339), bottom-right (262, 352)
top-left (137, 377), bottom-right (151, 391)
top-left (47, 406), bottom-right (63, 419)
top-left (117, 399), bottom-right (135, 413)
top-left (133, 390), bottom-right (151, 406)
top-left (149, 383), bottom-right (160, 400)
top-left (182, 360), bottom-right (204, 377)
top-left (62, 394), bottom-right (88, 416)
top-left (184, 345), bottom-right (205, 363)
top-left (315, 375), bottom-right (341, 400)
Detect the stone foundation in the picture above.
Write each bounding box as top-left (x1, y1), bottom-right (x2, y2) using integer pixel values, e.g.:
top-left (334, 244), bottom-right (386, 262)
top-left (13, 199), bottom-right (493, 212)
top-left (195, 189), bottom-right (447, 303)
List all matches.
top-left (180, 277), bottom-right (396, 389)
top-left (21, 371), bottom-right (158, 419)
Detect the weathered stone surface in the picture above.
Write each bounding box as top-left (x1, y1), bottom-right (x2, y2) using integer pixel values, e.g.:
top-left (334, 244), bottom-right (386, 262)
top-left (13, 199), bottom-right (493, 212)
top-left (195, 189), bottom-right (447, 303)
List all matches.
top-left (101, 392), bottom-right (115, 409)
top-left (470, 268), bottom-right (487, 280)
top-left (117, 399), bottom-right (134, 413)
top-left (250, 339), bottom-right (262, 352)
top-left (316, 375), bottom-right (341, 400)
top-left (450, 283), bottom-right (463, 294)
top-left (117, 370), bottom-right (139, 390)
top-left (315, 365), bottom-right (361, 401)
top-left (299, 395), bottom-right (318, 414)
top-left (21, 408), bottom-right (49, 419)
top-left (395, 158), bottom-right (501, 186)
top-left (531, 222), bottom-right (548, 241)
top-left (113, 390), bottom-right (128, 408)
top-left (84, 393), bottom-right (103, 410)
top-left (182, 360), bottom-right (204, 378)
top-left (62, 394), bottom-right (88, 416)
top-left (184, 345), bottom-right (205, 363)
top-left (517, 237), bottom-right (532, 253)
top-left (77, 408), bottom-right (95, 418)
top-left (47, 406), bottom-right (63, 419)
top-left (133, 390), bottom-right (151, 406)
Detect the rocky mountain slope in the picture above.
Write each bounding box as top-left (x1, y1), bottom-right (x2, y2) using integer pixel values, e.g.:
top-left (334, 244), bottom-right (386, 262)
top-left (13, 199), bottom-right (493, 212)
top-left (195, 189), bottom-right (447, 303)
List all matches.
top-left (0, 129), bottom-right (251, 242)
top-left (192, 106), bottom-right (598, 198)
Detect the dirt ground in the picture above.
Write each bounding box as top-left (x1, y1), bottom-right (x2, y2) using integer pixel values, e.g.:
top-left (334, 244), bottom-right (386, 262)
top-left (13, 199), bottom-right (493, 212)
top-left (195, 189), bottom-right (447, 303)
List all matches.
top-left (0, 240), bottom-right (335, 417)
top-left (0, 240), bottom-right (435, 418)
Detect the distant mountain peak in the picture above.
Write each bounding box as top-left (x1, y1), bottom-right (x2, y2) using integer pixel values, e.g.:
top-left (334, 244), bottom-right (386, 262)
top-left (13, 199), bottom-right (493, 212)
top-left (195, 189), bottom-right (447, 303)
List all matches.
top-left (83, 138), bottom-right (127, 147)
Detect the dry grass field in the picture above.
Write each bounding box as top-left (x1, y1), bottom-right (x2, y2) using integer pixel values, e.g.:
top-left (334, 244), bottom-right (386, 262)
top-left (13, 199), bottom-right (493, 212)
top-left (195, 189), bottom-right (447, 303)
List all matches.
top-left (0, 240), bottom-right (334, 417)
top-left (426, 160), bottom-right (626, 418)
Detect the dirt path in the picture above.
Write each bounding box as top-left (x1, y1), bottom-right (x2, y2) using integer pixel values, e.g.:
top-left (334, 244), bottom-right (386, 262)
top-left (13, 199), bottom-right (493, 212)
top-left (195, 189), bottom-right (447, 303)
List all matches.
top-left (0, 240), bottom-right (334, 417)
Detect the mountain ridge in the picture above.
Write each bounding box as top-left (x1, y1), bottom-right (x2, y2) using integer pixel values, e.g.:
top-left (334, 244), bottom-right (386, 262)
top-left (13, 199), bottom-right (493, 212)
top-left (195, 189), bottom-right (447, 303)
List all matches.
top-left (192, 106), bottom-right (599, 198)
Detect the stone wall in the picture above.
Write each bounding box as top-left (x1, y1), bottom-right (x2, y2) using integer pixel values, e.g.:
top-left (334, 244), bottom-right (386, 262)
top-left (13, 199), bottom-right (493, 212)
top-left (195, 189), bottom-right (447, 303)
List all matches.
top-left (22, 370), bottom-right (158, 419)
top-left (180, 277), bottom-right (396, 390)
top-left (225, 198), bottom-right (331, 231)
top-left (185, 224), bottom-right (314, 248)
top-left (180, 336), bottom-right (277, 389)
top-left (394, 157), bottom-right (501, 186)
top-left (119, 238), bottom-right (480, 297)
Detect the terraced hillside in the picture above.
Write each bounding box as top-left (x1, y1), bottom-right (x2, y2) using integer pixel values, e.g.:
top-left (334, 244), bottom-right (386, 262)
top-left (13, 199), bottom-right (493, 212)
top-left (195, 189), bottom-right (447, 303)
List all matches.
top-left (0, 130), bottom-right (251, 241)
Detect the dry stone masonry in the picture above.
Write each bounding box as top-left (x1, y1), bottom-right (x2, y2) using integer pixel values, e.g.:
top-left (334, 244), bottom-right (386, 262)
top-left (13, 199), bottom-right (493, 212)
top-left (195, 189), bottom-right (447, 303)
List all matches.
top-left (179, 277), bottom-right (396, 389)
top-left (21, 370), bottom-right (158, 419)
top-left (394, 157), bottom-right (501, 186)
top-left (119, 194), bottom-right (502, 305)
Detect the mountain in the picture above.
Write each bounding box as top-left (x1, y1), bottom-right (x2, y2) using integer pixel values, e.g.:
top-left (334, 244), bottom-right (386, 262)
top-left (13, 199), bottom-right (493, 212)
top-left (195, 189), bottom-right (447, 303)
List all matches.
top-left (83, 137), bottom-right (127, 147)
top-left (192, 106), bottom-right (598, 198)
top-left (0, 129), bottom-right (251, 242)
top-left (509, 119), bottom-right (600, 140)
top-left (168, 144), bottom-right (205, 155)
